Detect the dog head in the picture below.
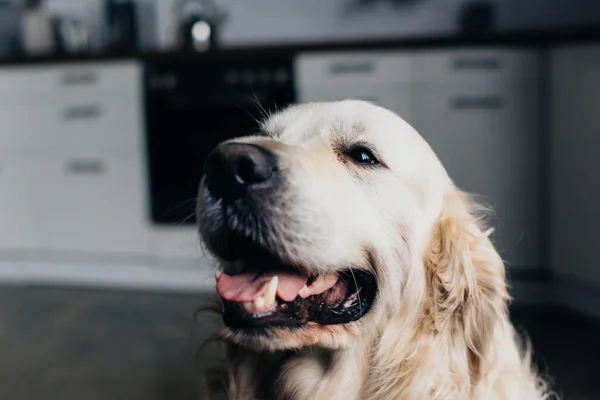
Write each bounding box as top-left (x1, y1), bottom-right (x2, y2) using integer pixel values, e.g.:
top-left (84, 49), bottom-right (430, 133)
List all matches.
top-left (197, 100), bottom-right (508, 355)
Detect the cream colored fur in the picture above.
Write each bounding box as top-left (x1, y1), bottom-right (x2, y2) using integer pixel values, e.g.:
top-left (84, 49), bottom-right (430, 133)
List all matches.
top-left (199, 100), bottom-right (554, 400)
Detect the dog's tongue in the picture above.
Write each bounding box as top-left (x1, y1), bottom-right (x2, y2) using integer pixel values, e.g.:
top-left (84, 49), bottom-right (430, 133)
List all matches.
top-left (216, 270), bottom-right (309, 302)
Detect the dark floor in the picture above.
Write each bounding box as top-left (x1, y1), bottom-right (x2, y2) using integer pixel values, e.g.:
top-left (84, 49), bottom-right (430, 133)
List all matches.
top-left (0, 285), bottom-right (598, 400)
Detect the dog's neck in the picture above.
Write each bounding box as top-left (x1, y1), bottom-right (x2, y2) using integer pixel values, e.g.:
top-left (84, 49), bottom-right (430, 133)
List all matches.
top-left (222, 315), bottom-right (531, 400)
top-left (224, 323), bottom-right (455, 400)
top-left (225, 338), bottom-right (372, 400)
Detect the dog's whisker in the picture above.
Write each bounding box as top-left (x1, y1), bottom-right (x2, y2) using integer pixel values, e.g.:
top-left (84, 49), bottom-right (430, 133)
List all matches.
top-left (176, 211), bottom-right (197, 227)
top-left (235, 102), bottom-right (263, 129)
top-left (349, 269), bottom-right (362, 316)
top-left (164, 197), bottom-right (197, 214)
top-left (159, 197), bottom-right (198, 227)
top-left (251, 93), bottom-right (270, 122)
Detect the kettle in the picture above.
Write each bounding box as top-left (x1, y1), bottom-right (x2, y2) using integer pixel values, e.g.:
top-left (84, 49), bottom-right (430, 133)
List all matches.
top-left (174, 0), bottom-right (227, 51)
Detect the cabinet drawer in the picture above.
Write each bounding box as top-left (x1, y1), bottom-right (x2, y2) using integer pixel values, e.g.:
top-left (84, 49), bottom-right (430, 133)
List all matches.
top-left (414, 87), bottom-right (540, 268)
top-left (35, 156), bottom-right (151, 254)
top-left (0, 61), bottom-right (141, 101)
top-left (0, 96), bottom-right (143, 155)
top-left (413, 49), bottom-right (539, 85)
top-left (295, 51), bottom-right (412, 87)
top-left (297, 83), bottom-right (413, 124)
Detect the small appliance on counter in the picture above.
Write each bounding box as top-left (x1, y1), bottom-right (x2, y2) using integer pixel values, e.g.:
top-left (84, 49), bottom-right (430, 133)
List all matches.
top-left (19, 0), bottom-right (54, 55)
top-left (173, 0), bottom-right (228, 51)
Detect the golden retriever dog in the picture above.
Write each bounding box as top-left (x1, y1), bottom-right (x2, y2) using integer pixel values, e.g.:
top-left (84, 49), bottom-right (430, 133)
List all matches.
top-left (196, 100), bottom-right (552, 399)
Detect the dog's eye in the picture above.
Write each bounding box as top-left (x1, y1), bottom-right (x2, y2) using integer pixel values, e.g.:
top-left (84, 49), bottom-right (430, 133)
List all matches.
top-left (346, 146), bottom-right (379, 166)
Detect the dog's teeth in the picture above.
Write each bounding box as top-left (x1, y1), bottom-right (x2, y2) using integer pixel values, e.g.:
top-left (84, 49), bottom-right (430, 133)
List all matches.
top-left (243, 302), bottom-right (253, 312)
top-left (265, 276), bottom-right (278, 306)
top-left (215, 271), bottom-right (222, 279)
top-left (311, 275), bottom-right (326, 287)
top-left (298, 284), bottom-right (309, 298)
top-left (254, 296), bottom-right (265, 311)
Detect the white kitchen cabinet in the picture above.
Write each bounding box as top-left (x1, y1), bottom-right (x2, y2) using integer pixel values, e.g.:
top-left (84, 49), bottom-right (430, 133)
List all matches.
top-left (413, 48), bottom-right (539, 86)
top-left (415, 87), bottom-right (541, 268)
top-left (150, 227), bottom-right (205, 263)
top-left (0, 158), bottom-right (45, 252)
top-left (297, 84), bottom-right (413, 124)
top-left (295, 48), bottom-right (542, 269)
top-left (31, 156), bottom-right (150, 255)
top-left (0, 60), bottom-right (153, 259)
top-left (295, 51), bottom-right (414, 123)
top-left (0, 155), bottom-right (150, 257)
top-left (0, 95), bottom-right (140, 157)
top-left (296, 52), bottom-right (412, 86)
top-left (550, 45), bottom-right (600, 288)
top-left (412, 49), bottom-right (542, 269)
top-left (0, 62), bottom-right (140, 101)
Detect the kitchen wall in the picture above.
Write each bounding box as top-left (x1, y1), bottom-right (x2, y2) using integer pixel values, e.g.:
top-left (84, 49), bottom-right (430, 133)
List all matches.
top-left (550, 45), bottom-right (600, 320)
top-left (494, 0), bottom-right (600, 32)
top-left (43, 0), bottom-right (600, 52)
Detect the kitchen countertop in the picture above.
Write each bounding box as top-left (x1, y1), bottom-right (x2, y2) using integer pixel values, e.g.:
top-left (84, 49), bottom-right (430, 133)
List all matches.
top-left (1, 27), bottom-right (600, 67)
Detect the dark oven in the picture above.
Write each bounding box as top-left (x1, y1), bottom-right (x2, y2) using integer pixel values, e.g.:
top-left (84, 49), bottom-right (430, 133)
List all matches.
top-left (144, 54), bottom-right (296, 225)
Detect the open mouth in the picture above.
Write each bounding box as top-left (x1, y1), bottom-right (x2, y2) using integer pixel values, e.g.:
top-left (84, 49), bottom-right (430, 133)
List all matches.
top-left (215, 248), bottom-right (377, 332)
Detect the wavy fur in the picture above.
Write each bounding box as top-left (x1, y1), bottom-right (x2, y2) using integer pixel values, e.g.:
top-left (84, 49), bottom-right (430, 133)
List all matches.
top-left (196, 101), bottom-right (554, 400)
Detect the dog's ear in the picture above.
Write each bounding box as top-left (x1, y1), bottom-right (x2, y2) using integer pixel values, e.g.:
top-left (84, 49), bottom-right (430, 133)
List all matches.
top-left (424, 190), bottom-right (510, 379)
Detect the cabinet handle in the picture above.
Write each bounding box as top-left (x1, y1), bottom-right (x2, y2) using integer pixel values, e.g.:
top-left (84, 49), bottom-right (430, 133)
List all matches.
top-left (452, 57), bottom-right (501, 70)
top-left (61, 71), bottom-right (98, 86)
top-left (329, 61), bottom-right (375, 75)
top-left (65, 159), bottom-right (106, 175)
top-left (451, 96), bottom-right (503, 110)
top-left (63, 105), bottom-right (102, 120)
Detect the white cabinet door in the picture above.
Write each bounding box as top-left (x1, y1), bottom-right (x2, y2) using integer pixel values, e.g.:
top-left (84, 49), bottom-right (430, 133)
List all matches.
top-left (0, 60), bottom-right (150, 262)
top-left (295, 51), bottom-right (414, 123)
top-left (150, 227), bottom-right (205, 263)
top-left (414, 86), bottom-right (541, 269)
top-left (0, 61), bottom-right (141, 101)
top-left (0, 96), bottom-right (141, 157)
top-left (296, 52), bottom-right (412, 87)
top-left (35, 155), bottom-right (151, 255)
top-left (297, 84), bottom-right (413, 125)
top-left (413, 49), bottom-right (539, 86)
top-left (0, 159), bottom-right (45, 252)
top-left (550, 45), bottom-right (600, 287)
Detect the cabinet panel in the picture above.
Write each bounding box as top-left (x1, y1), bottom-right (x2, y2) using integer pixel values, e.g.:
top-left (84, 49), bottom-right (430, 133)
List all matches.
top-left (413, 48), bottom-right (539, 85)
top-left (297, 83), bottom-right (413, 124)
top-left (0, 159), bottom-right (45, 252)
top-left (35, 156), bottom-right (151, 255)
top-left (0, 61), bottom-right (141, 101)
top-left (150, 227), bottom-right (204, 262)
top-left (295, 51), bottom-right (412, 87)
top-left (414, 87), bottom-right (541, 268)
top-left (0, 95), bottom-right (141, 156)
top-left (550, 45), bottom-right (600, 287)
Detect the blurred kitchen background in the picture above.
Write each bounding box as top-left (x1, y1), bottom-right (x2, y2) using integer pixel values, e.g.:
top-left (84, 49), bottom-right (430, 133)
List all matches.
top-left (0, 0), bottom-right (599, 399)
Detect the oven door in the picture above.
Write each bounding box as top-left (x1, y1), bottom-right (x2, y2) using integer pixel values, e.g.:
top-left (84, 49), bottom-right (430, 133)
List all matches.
top-left (145, 58), bottom-right (296, 225)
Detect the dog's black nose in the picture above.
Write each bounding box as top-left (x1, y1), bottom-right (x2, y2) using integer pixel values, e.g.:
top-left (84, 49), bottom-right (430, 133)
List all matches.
top-left (204, 142), bottom-right (278, 198)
